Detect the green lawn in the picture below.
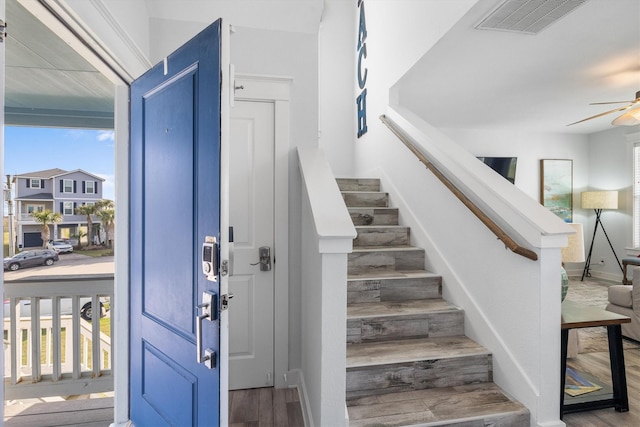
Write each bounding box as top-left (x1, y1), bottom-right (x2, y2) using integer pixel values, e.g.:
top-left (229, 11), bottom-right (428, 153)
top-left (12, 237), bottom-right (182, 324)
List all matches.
top-left (74, 248), bottom-right (114, 257)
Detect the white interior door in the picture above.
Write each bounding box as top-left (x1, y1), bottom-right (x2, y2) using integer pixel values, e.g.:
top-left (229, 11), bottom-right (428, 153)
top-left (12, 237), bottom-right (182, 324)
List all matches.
top-left (229, 100), bottom-right (275, 390)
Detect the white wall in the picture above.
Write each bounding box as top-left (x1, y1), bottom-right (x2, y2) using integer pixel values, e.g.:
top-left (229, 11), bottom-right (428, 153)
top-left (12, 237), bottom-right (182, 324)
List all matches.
top-left (450, 126), bottom-right (640, 281)
top-left (587, 127), bottom-right (638, 280)
top-left (348, 0), bottom-right (478, 175)
top-left (318, 0), bottom-right (355, 176)
top-left (443, 127), bottom-right (591, 276)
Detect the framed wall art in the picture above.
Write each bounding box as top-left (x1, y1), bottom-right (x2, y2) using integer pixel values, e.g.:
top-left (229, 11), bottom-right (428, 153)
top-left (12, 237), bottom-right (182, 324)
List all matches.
top-left (540, 159), bottom-right (573, 222)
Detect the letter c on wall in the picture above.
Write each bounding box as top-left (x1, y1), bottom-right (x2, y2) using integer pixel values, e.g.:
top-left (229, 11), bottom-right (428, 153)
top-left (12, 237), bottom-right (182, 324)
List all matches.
top-left (357, 43), bottom-right (367, 89)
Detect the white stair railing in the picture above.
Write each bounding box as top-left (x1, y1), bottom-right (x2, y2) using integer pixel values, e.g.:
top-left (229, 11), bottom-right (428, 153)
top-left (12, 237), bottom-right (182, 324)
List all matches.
top-left (3, 275), bottom-right (114, 399)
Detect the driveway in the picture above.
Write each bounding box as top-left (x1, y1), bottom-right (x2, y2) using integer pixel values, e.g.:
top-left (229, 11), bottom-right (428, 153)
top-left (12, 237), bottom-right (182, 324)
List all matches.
top-left (4, 252), bottom-right (114, 281)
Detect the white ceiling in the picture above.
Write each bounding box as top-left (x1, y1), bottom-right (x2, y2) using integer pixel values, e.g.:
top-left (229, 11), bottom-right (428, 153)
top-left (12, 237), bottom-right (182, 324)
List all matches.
top-left (144, 0), bottom-right (325, 34)
top-left (397, 0), bottom-right (640, 134)
top-left (5, 0), bottom-right (639, 135)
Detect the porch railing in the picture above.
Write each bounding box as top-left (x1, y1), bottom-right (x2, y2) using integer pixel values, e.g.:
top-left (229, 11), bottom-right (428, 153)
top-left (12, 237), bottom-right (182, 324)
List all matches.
top-left (3, 275), bottom-right (114, 399)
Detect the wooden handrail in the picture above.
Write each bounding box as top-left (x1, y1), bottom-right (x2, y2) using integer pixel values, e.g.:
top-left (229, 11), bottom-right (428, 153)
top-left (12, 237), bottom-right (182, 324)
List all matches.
top-left (380, 115), bottom-right (538, 261)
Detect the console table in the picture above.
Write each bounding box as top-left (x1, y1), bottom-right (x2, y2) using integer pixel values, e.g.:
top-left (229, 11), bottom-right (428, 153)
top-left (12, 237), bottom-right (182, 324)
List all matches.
top-left (561, 300), bottom-right (630, 418)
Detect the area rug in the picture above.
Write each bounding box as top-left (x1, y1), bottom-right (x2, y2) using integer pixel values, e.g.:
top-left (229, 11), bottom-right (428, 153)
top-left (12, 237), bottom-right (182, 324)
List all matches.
top-left (565, 277), bottom-right (640, 353)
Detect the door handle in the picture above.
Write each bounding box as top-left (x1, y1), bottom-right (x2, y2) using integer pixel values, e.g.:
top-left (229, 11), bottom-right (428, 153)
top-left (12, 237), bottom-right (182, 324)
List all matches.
top-left (250, 246), bottom-right (271, 271)
top-left (195, 290), bottom-right (217, 369)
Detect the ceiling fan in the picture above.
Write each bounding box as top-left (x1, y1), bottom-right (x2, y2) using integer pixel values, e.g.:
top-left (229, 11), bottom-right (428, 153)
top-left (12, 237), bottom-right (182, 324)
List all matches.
top-left (568, 90), bottom-right (640, 126)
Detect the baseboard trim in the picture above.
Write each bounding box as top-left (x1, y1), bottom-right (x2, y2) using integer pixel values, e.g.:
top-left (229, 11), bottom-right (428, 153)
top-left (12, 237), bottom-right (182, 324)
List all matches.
top-left (285, 369), bottom-right (314, 427)
top-left (536, 421), bottom-right (566, 427)
top-left (578, 270), bottom-right (623, 283)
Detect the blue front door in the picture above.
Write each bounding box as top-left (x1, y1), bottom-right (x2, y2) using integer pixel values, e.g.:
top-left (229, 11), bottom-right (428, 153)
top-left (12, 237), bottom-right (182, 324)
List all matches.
top-left (129, 20), bottom-right (222, 426)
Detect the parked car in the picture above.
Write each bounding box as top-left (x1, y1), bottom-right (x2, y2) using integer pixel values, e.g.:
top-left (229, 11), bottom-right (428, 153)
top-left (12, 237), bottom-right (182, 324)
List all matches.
top-left (3, 250), bottom-right (59, 271)
top-left (4, 297), bottom-right (109, 321)
top-left (47, 240), bottom-right (74, 254)
top-left (61, 238), bottom-right (79, 246)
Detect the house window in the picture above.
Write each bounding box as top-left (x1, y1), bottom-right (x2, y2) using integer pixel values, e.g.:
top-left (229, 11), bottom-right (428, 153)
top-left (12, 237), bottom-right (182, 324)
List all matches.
top-left (85, 181), bottom-right (96, 194)
top-left (30, 179), bottom-right (41, 189)
top-left (634, 143), bottom-right (640, 248)
top-left (27, 204), bottom-right (44, 214)
top-left (63, 202), bottom-right (75, 215)
top-left (63, 179), bottom-right (74, 193)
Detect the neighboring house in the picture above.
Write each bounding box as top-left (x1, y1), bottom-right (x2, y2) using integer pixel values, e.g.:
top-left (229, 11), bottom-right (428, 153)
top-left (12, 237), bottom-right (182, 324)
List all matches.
top-left (13, 168), bottom-right (105, 248)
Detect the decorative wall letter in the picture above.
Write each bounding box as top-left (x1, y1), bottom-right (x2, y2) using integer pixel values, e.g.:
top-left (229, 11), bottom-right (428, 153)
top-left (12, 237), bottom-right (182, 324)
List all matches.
top-left (356, 89), bottom-right (368, 137)
top-left (356, 0), bottom-right (368, 138)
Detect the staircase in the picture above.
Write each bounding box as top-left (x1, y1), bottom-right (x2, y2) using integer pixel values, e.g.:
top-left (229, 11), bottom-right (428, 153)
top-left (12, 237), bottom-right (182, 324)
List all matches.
top-left (338, 178), bottom-right (530, 427)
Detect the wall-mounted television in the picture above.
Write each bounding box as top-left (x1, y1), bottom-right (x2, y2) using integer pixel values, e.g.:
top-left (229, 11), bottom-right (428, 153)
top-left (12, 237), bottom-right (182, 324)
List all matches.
top-left (478, 157), bottom-right (517, 184)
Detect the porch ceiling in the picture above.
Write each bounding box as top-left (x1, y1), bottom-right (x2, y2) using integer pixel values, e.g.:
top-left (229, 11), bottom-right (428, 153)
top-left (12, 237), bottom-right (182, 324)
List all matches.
top-left (4, 0), bottom-right (114, 129)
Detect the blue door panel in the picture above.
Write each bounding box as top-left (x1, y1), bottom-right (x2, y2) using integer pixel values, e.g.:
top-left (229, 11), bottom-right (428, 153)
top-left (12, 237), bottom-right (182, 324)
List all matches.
top-left (130, 20), bottom-right (221, 426)
top-left (142, 341), bottom-right (197, 426)
top-left (142, 71), bottom-right (197, 336)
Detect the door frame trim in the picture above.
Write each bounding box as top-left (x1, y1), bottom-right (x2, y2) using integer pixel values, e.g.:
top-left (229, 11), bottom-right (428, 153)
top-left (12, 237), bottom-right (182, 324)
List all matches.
top-left (234, 74), bottom-right (291, 388)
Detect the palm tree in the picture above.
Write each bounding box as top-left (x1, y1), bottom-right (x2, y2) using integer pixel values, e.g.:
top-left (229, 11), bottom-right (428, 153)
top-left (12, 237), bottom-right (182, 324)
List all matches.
top-left (95, 208), bottom-right (115, 248)
top-left (75, 204), bottom-right (97, 247)
top-left (94, 199), bottom-right (114, 245)
top-left (96, 199), bottom-right (114, 210)
top-left (31, 210), bottom-right (62, 247)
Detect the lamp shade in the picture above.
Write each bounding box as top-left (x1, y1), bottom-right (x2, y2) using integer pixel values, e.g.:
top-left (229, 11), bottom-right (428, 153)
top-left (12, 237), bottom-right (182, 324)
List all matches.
top-left (581, 191), bottom-right (618, 210)
top-left (613, 107), bottom-right (640, 126)
top-left (561, 223), bottom-right (585, 263)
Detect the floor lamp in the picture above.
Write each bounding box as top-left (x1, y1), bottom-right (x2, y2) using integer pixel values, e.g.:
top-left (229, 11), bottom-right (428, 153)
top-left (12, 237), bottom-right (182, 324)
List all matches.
top-left (580, 190), bottom-right (622, 280)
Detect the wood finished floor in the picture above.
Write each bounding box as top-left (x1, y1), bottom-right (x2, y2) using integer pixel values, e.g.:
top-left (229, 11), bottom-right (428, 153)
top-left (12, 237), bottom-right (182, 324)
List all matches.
top-left (4, 397), bottom-right (113, 427)
top-left (229, 387), bottom-right (304, 427)
top-left (563, 346), bottom-right (640, 427)
top-left (3, 355), bottom-right (640, 426)
top-left (3, 388), bottom-right (304, 427)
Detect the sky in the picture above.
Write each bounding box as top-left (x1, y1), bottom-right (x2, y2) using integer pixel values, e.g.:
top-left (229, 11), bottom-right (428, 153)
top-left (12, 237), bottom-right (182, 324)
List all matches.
top-left (4, 126), bottom-right (115, 201)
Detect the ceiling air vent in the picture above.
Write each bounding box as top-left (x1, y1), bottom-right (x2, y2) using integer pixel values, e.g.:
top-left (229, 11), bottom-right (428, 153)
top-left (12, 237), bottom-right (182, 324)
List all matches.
top-left (476, 0), bottom-right (588, 34)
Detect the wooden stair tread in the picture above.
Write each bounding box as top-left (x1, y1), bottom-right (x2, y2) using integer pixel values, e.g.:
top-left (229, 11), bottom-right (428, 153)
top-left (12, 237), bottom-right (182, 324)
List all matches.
top-left (347, 299), bottom-right (460, 319)
top-left (351, 245), bottom-right (422, 252)
top-left (347, 336), bottom-right (489, 368)
top-left (347, 383), bottom-right (529, 427)
top-left (341, 190), bottom-right (388, 195)
top-left (348, 270), bottom-right (437, 280)
top-left (355, 225), bottom-right (408, 229)
top-left (340, 178), bottom-right (527, 424)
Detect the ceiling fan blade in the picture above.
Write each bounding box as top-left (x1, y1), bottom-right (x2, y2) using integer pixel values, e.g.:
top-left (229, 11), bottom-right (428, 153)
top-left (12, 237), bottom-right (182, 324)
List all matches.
top-left (612, 105), bottom-right (640, 126)
top-left (589, 101), bottom-right (634, 105)
top-left (567, 104), bottom-right (633, 126)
